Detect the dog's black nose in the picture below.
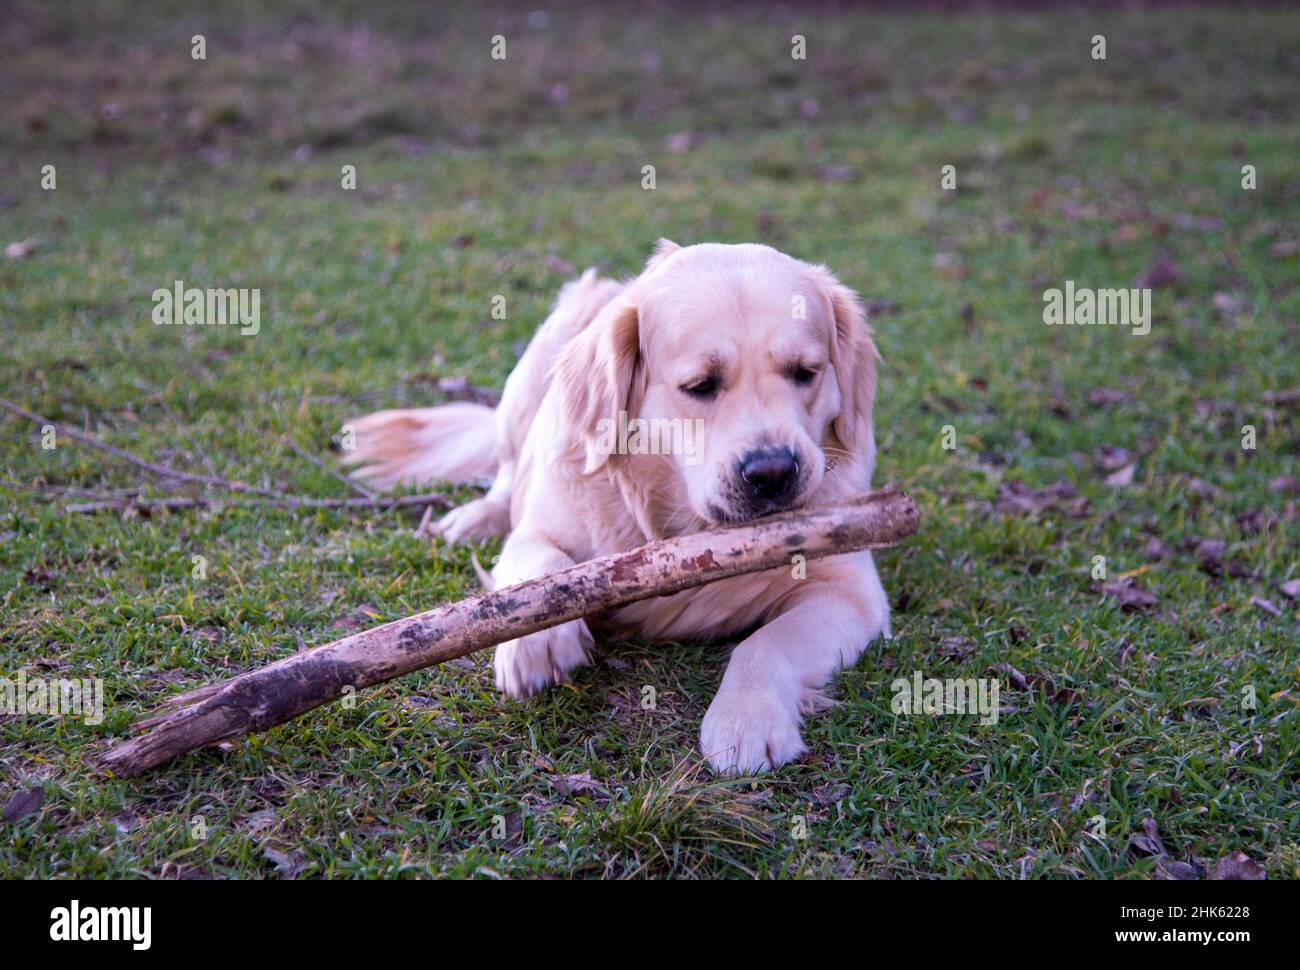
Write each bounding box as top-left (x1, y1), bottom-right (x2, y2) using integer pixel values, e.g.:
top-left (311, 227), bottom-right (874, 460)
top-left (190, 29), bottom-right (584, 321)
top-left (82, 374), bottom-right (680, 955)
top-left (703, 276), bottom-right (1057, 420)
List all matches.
top-left (739, 447), bottom-right (799, 501)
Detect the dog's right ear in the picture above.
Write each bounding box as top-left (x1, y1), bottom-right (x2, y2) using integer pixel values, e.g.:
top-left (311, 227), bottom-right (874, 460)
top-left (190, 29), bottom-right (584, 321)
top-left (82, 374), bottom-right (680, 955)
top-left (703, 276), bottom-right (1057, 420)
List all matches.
top-left (554, 297), bottom-right (642, 474)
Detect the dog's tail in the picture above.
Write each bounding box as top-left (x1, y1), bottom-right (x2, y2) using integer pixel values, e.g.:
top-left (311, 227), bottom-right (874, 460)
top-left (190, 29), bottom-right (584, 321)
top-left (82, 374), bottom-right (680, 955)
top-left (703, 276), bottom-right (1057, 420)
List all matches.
top-left (340, 402), bottom-right (498, 490)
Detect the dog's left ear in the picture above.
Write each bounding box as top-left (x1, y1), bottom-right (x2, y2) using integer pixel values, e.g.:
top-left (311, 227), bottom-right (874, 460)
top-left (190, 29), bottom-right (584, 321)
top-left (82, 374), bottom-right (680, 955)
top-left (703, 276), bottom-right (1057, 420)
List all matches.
top-left (645, 238), bottom-right (681, 270)
top-left (553, 297), bottom-right (643, 474)
top-left (815, 268), bottom-right (880, 461)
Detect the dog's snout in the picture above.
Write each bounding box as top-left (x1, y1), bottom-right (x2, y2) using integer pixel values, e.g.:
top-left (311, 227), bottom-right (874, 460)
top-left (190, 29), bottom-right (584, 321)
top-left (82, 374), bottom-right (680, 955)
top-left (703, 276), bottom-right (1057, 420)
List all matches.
top-left (739, 447), bottom-right (799, 501)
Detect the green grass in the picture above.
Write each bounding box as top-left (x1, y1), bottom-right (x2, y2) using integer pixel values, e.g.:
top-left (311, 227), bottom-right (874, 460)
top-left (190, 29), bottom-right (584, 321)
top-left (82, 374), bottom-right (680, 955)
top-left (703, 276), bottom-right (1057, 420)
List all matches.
top-left (1, 1), bottom-right (1298, 879)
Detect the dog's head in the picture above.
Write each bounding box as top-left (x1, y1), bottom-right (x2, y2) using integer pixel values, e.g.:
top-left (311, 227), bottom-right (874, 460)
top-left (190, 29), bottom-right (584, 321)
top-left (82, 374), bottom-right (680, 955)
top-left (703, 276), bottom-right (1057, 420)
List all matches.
top-left (556, 241), bottom-right (879, 529)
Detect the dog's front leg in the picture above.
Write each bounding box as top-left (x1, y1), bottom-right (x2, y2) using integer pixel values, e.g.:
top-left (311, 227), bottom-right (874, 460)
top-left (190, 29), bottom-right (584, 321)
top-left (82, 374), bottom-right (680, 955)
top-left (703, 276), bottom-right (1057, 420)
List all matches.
top-left (700, 552), bottom-right (890, 774)
top-left (491, 527), bottom-right (594, 698)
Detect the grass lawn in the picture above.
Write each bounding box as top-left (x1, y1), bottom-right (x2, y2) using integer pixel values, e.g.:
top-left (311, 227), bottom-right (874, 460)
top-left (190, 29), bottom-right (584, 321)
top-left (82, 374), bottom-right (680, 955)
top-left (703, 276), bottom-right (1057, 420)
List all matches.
top-left (1, 1), bottom-right (1298, 878)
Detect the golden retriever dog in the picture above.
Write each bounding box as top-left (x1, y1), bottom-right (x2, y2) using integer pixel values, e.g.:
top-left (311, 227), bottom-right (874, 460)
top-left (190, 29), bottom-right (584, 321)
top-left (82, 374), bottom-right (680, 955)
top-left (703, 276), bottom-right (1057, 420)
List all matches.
top-left (344, 240), bottom-right (889, 773)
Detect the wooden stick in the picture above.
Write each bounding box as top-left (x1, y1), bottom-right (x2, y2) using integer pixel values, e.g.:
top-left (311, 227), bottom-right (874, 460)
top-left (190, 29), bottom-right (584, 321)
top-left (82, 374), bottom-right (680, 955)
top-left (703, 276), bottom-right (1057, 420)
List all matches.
top-left (99, 488), bottom-right (919, 777)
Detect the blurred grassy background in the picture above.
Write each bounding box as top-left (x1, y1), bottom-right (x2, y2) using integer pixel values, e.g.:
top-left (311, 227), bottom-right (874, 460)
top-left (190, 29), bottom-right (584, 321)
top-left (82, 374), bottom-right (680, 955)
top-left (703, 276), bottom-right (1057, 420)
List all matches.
top-left (1, 2), bottom-right (1298, 878)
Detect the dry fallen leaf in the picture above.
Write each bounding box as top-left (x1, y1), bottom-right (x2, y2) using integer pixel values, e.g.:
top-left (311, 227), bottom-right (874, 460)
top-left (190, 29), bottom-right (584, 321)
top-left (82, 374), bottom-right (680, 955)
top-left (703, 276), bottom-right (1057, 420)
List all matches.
top-left (1129, 817), bottom-right (1166, 859)
top-left (5, 239), bottom-right (38, 260)
top-left (263, 844), bottom-right (307, 879)
top-left (1279, 579), bottom-right (1300, 600)
top-left (1262, 387), bottom-right (1300, 409)
top-left (1269, 475), bottom-right (1300, 495)
top-left (992, 662), bottom-right (1028, 691)
top-left (1194, 540), bottom-right (1252, 579)
top-left (1154, 860), bottom-right (1201, 880)
top-left (330, 603), bottom-right (381, 630)
top-left (1110, 223), bottom-right (1142, 245)
top-left (1114, 640), bottom-right (1136, 665)
top-left (991, 663), bottom-right (1078, 704)
top-left (1088, 387), bottom-right (1130, 407)
top-left (1250, 596), bottom-right (1282, 617)
top-left (664, 131), bottom-right (702, 153)
top-left (933, 251), bottom-right (968, 279)
top-left (544, 254), bottom-right (575, 275)
top-left (1096, 445), bottom-right (1132, 471)
top-left (1209, 851), bottom-right (1265, 880)
top-left (857, 299), bottom-right (899, 317)
top-left (548, 771), bottom-right (605, 797)
top-left (1187, 477), bottom-right (1225, 499)
top-left (241, 809), bottom-right (280, 834)
top-left (1236, 507), bottom-right (1276, 535)
top-left (436, 375), bottom-right (499, 406)
top-left (1211, 292), bottom-right (1239, 314)
top-left (938, 636), bottom-right (976, 661)
top-left (1144, 537), bottom-right (1169, 560)
top-left (3, 786), bottom-right (45, 822)
top-left (811, 783), bottom-right (852, 807)
top-left (1134, 253), bottom-right (1181, 288)
top-left (1067, 778), bottom-right (1097, 810)
top-left (861, 298), bottom-right (900, 317)
top-left (818, 163), bottom-right (859, 183)
top-left (1106, 463), bottom-right (1137, 487)
top-left (995, 479), bottom-right (1085, 516)
top-left (1100, 580), bottom-right (1159, 613)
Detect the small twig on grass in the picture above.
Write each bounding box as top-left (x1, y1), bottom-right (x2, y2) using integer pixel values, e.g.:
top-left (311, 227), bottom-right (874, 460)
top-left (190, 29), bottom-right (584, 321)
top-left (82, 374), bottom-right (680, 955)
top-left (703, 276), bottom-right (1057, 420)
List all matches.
top-left (0, 397), bottom-right (281, 498)
top-left (305, 375), bottom-right (501, 409)
top-left (414, 503), bottom-right (435, 536)
top-left (2, 478), bottom-right (146, 499)
top-left (1, 397), bottom-right (450, 516)
top-left (147, 389), bottom-right (221, 476)
top-left (283, 435), bottom-right (376, 500)
top-left (62, 496), bottom-right (209, 514)
top-left (62, 492), bottom-right (451, 514)
top-left (434, 376), bottom-right (500, 407)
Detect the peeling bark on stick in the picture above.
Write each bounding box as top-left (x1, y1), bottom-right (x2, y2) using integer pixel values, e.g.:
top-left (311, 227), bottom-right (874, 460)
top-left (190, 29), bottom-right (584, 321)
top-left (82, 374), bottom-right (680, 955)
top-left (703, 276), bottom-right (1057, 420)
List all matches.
top-left (100, 487), bottom-right (919, 777)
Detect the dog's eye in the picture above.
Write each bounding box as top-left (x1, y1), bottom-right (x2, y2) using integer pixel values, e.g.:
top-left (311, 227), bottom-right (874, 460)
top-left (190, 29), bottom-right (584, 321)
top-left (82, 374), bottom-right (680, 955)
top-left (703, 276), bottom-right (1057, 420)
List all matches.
top-left (789, 366), bottom-right (818, 386)
top-left (681, 376), bottom-right (719, 399)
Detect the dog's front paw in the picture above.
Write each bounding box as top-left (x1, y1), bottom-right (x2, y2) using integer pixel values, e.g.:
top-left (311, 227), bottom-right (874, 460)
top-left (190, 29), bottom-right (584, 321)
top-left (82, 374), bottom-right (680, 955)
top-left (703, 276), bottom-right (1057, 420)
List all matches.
top-left (700, 686), bottom-right (806, 775)
top-left (494, 620), bottom-right (593, 699)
